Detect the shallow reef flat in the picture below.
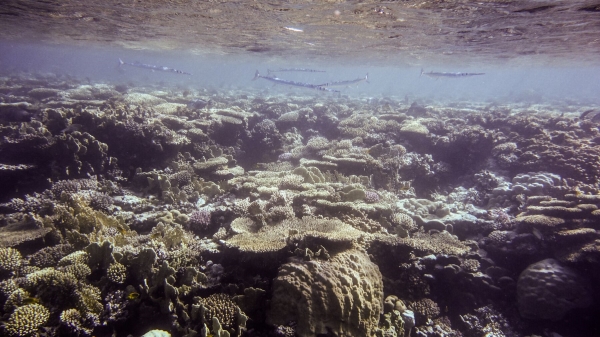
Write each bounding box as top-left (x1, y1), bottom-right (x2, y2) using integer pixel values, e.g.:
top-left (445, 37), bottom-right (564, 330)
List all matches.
top-left (1, 73), bottom-right (600, 337)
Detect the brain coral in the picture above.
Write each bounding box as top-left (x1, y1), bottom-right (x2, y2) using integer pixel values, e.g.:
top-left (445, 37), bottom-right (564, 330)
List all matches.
top-left (267, 249), bottom-right (383, 337)
top-left (517, 258), bottom-right (592, 320)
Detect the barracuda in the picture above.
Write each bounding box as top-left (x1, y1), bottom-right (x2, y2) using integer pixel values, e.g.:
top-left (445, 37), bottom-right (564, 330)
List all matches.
top-left (420, 69), bottom-right (484, 78)
top-left (252, 70), bottom-right (340, 93)
top-left (317, 73), bottom-right (369, 88)
top-left (118, 58), bottom-right (192, 75)
top-left (267, 68), bottom-right (326, 74)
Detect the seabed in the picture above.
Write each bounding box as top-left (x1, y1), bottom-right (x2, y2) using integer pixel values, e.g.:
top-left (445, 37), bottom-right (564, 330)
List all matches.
top-left (0, 73), bottom-right (599, 337)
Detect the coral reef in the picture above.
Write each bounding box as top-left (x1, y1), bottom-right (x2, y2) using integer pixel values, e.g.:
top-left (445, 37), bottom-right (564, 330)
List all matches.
top-left (0, 73), bottom-right (599, 337)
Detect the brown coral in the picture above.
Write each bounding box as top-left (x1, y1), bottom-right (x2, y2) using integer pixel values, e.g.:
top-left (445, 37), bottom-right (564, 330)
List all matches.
top-left (267, 249), bottom-right (383, 337)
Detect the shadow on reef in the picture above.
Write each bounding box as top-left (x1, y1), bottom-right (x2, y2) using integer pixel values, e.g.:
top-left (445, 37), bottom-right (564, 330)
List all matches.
top-left (1, 74), bottom-right (600, 337)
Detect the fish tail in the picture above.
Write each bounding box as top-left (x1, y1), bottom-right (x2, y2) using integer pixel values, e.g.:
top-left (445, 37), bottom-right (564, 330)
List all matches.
top-left (119, 58), bottom-right (124, 66)
top-left (252, 70), bottom-right (260, 81)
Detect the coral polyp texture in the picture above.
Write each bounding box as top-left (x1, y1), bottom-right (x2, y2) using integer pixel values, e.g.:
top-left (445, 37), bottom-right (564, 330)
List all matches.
top-left (4, 303), bottom-right (50, 336)
top-left (267, 249), bottom-right (383, 337)
top-left (517, 258), bottom-right (592, 320)
top-left (0, 72), bottom-right (599, 337)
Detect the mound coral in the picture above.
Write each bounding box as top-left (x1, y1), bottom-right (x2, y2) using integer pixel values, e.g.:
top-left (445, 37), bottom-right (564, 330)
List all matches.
top-left (267, 249), bottom-right (383, 337)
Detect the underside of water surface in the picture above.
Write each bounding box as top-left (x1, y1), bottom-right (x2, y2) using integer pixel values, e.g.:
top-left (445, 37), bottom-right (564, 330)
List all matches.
top-left (1, 1), bottom-right (600, 337)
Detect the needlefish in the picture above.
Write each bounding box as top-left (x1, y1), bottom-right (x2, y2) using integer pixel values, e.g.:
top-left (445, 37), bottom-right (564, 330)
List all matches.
top-left (118, 59), bottom-right (192, 75)
top-left (317, 74), bottom-right (369, 88)
top-left (252, 71), bottom-right (340, 93)
top-left (267, 68), bottom-right (326, 74)
top-left (420, 69), bottom-right (484, 79)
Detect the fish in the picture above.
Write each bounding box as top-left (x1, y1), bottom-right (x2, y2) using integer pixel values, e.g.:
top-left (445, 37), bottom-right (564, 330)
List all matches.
top-left (267, 68), bottom-right (326, 74)
top-left (591, 112), bottom-right (600, 124)
top-left (60, 124), bottom-right (84, 134)
top-left (118, 58), bottom-right (192, 75)
top-left (187, 98), bottom-right (210, 110)
top-left (580, 109), bottom-right (595, 119)
top-left (316, 74), bottom-right (369, 88)
top-left (284, 27), bottom-right (304, 32)
top-left (0, 107), bottom-right (34, 122)
top-left (420, 69), bottom-right (484, 78)
top-left (126, 292), bottom-right (140, 300)
top-left (22, 297), bottom-right (41, 305)
top-left (252, 70), bottom-right (339, 93)
top-left (315, 86), bottom-right (341, 93)
top-left (532, 227), bottom-right (543, 240)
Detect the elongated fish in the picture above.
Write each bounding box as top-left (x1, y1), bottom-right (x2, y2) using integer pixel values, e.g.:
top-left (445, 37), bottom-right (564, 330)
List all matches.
top-left (267, 68), bottom-right (326, 74)
top-left (420, 69), bottom-right (484, 78)
top-left (118, 59), bottom-right (192, 75)
top-left (317, 74), bottom-right (369, 88)
top-left (252, 70), bottom-right (340, 93)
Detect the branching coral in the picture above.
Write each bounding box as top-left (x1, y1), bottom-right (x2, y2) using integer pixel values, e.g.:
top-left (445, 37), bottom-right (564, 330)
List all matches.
top-left (4, 303), bottom-right (50, 337)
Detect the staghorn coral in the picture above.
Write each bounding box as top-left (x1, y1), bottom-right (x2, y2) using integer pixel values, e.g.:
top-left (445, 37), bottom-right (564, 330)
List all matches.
top-left (4, 303), bottom-right (50, 337)
top-left (267, 249), bottom-right (383, 337)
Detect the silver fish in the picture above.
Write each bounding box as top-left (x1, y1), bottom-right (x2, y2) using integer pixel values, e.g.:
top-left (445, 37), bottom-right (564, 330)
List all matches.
top-left (317, 74), bottom-right (369, 88)
top-left (252, 71), bottom-right (339, 93)
top-left (187, 98), bottom-right (210, 110)
top-left (118, 58), bottom-right (192, 75)
top-left (267, 68), bottom-right (326, 74)
top-left (420, 69), bottom-right (484, 78)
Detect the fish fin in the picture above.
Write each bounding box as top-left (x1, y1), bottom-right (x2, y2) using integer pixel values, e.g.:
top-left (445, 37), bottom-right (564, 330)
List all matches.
top-left (365, 73), bottom-right (370, 83)
top-left (420, 68), bottom-right (423, 77)
top-left (119, 58), bottom-right (124, 66)
top-left (252, 70), bottom-right (260, 81)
